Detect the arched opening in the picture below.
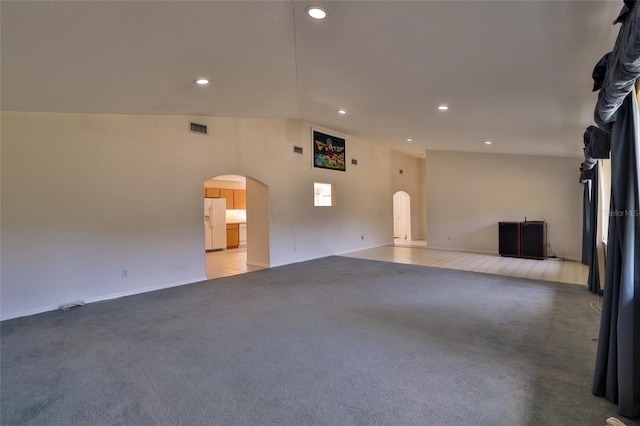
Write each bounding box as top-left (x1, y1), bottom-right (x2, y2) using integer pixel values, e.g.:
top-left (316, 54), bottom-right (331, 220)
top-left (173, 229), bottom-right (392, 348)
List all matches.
top-left (393, 191), bottom-right (411, 243)
top-left (203, 174), bottom-right (270, 278)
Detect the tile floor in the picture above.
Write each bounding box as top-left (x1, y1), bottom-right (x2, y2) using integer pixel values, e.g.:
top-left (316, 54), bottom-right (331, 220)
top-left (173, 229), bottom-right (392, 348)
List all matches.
top-left (345, 242), bottom-right (588, 286)
top-left (205, 247), bottom-right (265, 279)
top-left (205, 241), bottom-right (589, 286)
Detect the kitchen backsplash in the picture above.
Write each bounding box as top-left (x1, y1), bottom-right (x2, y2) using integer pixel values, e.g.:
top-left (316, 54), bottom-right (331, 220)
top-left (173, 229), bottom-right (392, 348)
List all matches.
top-left (226, 209), bottom-right (247, 223)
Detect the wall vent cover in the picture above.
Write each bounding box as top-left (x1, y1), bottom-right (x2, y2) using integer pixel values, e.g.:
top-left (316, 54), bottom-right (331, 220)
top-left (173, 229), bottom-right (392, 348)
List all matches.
top-left (190, 122), bottom-right (208, 135)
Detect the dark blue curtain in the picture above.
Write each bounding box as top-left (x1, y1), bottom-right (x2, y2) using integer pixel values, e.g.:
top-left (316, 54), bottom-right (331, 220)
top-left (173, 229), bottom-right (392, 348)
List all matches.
top-left (580, 162), bottom-right (600, 294)
top-left (588, 171), bottom-right (601, 295)
top-left (583, 180), bottom-right (592, 265)
top-left (592, 93), bottom-right (640, 419)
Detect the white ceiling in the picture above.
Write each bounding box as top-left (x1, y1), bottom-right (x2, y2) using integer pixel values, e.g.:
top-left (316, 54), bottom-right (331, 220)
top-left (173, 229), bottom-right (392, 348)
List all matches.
top-left (1, 1), bottom-right (622, 158)
top-left (212, 174), bottom-right (246, 184)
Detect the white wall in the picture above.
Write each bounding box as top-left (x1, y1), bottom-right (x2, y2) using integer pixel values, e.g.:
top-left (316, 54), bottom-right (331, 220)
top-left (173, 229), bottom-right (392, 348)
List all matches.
top-left (1, 112), bottom-right (401, 319)
top-left (246, 177), bottom-right (270, 268)
top-left (425, 150), bottom-right (582, 259)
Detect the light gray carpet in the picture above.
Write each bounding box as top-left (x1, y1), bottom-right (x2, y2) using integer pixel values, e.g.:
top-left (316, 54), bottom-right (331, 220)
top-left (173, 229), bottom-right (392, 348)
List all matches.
top-left (1, 256), bottom-right (638, 426)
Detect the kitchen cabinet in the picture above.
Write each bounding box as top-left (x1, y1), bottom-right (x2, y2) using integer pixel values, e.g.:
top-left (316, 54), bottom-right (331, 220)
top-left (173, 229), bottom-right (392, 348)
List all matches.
top-left (226, 224), bottom-right (240, 249)
top-left (234, 190), bottom-right (246, 209)
top-left (204, 188), bottom-right (220, 198)
top-left (220, 189), bottom-right (234, 209)
top-left (203, 187), bottom-right (247, 209)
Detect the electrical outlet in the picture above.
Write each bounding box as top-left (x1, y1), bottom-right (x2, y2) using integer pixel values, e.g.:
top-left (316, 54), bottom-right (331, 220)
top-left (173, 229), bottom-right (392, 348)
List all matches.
top-left (122, 269), bottom-right (128, 278)
top-left (361, 235), bottom-right (364, 240)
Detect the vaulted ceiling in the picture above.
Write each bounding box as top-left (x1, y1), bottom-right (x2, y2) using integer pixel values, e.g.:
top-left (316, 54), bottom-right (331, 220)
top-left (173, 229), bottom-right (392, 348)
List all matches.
top-left (1, 1), bottom-right (622, 158)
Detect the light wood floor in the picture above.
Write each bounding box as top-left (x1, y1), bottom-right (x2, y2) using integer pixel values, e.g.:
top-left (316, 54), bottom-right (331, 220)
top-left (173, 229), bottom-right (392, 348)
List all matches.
top-left (206, 241), bottom-right (588, 286)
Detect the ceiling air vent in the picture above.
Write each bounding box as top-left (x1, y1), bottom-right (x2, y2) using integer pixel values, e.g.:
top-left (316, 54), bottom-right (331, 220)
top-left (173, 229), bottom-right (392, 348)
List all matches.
top-left (190, 122), bottom-right (208, 135)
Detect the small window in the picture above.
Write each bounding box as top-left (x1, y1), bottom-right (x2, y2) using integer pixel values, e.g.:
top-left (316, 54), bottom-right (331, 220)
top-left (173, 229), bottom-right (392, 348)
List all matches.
top-left (314, 182), bottom-right (334, 207)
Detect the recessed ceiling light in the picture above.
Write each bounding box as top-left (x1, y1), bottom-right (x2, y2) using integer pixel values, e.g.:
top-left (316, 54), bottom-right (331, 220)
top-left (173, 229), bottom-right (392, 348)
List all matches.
top-left (437, 105), bottom-right (449, 111)
top-left (484, 141), bottom-right (493, 145)
top-left (194, 79), bottom-right (209, 85)
top-left (306, 6), bottom-right (328, 20)
top-left (338, 109), bottom-right (346, 115)
top-left (406, 139), bottom-right (413, 142)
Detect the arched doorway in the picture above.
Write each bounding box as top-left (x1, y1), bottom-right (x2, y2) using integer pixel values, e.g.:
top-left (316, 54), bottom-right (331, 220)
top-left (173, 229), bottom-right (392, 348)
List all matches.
top-left (203, 174), bottom-right (270, 278)
top-left (393, 191), bottom-right (411, 242)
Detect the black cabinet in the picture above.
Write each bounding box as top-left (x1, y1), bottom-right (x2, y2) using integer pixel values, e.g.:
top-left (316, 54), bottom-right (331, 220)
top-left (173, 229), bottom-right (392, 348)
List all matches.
top-left (521, 221), bottom-right (547, 259)
top-left (499, 222), bottom-right (521, 257)
top-left (499, 221), bottom-right (547, 260)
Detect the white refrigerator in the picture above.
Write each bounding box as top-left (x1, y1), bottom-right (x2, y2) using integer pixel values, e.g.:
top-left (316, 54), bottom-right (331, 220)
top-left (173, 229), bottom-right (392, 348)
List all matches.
top-left (204, 198), bottom-right (227, 251)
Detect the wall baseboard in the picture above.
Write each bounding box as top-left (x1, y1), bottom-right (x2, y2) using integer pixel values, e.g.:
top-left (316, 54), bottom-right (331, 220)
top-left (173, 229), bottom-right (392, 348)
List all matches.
top-left (1, 305), bottom-right (62, 322)
top-left (1, 276), bottom-right (207, 322)
top-left (83, 276), bottom-right (207, 305)
top-left (335, 243), bottom-right (390, 257)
